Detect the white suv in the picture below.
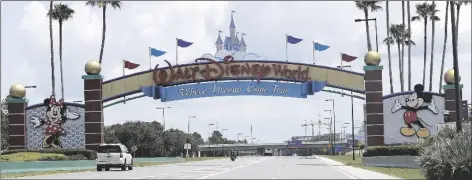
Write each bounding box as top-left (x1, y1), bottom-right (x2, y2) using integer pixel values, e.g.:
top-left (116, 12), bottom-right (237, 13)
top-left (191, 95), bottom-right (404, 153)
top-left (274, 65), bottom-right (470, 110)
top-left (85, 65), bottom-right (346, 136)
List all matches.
top-left (96, 143), bottom-right (133, 171)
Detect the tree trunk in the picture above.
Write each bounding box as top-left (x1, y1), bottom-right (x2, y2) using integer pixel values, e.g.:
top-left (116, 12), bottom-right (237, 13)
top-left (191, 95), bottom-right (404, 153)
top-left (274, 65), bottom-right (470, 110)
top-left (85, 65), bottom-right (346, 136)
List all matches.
top-left (400, 1), bottom-right (405, 92)
top-left (429, 1), bottom-right (436, 92)
top-left (407, 1), bottom-right (412, 91)
top-left (439, 2), bottom-right (449, 93)
top-left (398, 44), bottom-right (402, 89)
top-left (386, 1), bottom-right (394, 93)
top-left (59, 20), bottom-right (64, 100)
top-left (422, 20), bottom-right (428, 87)
top-left (363, 9), bottom-right (373, 51)
top-left (49, 1), bottom-right (55, 96)
top-left (99, 5), bottom-right (107, 65)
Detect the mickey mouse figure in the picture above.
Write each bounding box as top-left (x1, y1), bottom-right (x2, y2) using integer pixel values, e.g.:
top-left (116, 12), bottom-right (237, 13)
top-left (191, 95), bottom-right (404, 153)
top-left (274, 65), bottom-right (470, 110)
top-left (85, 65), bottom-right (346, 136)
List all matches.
top-left (30, 95), bottom-right (80, 148)
top-left (391, 84), bottom-right (438, 138)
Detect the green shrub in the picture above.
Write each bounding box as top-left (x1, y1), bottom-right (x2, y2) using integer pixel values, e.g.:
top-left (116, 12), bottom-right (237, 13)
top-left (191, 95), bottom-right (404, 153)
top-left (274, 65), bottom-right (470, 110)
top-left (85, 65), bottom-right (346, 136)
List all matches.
top-left (418, 124), bottom-right (472, 180)
top-left (363, 145), bottom-right (421, 157)
top-left (0, 152), bottom-right (69, 162)
top-left (68, 154), bottom-right (88, 160)
top-left (1, 149), bottom-right (96, 160)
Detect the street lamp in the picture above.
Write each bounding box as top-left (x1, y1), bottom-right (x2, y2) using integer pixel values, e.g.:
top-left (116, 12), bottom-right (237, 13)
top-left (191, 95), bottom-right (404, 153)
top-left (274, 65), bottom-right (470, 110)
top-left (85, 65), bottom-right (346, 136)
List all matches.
top-left (25, 85), bottom-right (37, 88)
top-left (325, 99), bottom-right (337, 155)
top-left (208, 123), bottom-right (215, 156)
top-left (337, 65), bottom-right (356, 159)
top-left (221, 128), bottom-right (228, 155)
top-left (72, 100), bottom-right (82, 103)
top-left (302, 120), bottom-right (308, 136)
top-left (187, 116), bottom-right (196, 158)
top-left (245, 136), bottom-right (249, 144)
top-left (354, 18), bottom-right (378, 52)
top-left (156, 106), bottom-right (171, 156)
top-left (237, 133), bottom-right (243, 142)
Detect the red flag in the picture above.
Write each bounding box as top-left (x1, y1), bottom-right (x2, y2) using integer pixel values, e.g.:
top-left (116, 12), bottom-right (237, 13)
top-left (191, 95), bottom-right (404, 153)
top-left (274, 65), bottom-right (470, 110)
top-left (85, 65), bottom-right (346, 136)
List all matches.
top-left (341, 53), bottom-right (358, 62)
top-left (124, 60), bottom-right (140, 69)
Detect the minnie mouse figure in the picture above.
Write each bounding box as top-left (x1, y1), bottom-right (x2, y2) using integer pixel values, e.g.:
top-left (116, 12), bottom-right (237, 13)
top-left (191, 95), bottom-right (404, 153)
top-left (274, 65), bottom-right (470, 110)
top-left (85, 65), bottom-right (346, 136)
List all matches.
top-left (30, 95), bottom-right (80, 148)
top-left (391, 84), bottom-right (438, 138)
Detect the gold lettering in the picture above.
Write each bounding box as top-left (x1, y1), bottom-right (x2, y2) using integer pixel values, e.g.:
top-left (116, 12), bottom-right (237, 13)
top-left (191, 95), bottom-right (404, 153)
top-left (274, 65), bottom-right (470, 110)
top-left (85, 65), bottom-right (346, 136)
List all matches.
top-left (229, 65), bottom-right (241, 75)
top-left (272, 64), bottom-right (283, 76)
top-left (241, 63), bottom-right (251, 75)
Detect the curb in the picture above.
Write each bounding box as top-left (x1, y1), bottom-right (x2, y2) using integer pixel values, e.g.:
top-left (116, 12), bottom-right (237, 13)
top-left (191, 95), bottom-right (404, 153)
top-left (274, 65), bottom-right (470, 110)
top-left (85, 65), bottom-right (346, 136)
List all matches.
top-left (315, 156), bottom-right (360, 179)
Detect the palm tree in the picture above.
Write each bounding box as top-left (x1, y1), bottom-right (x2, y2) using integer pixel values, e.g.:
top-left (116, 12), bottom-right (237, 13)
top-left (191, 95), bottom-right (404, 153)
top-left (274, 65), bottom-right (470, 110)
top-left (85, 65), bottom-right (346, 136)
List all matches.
top-left (455, 1), bottom-right (469, 37)
top-left (48, 1), bottom-right (56, 96)
top-left (47, 3), bottom-right (75, 100)
top-left (401, 1), bottom-right (406, 92)
top-left (412, 2), bottom-right (432, 88)
top-left (428, 2), bottom-right (440, 92)
top-left (384, 24), bottom-right (415, 93)
top-left (385, 1), bottom-right (394, 93)
top-left (355, 1), bottom-right (382, 51)
top-left (86, 1), bottom-right (122, 65)
top-left (407, 1), bottom-right (412, 91)
top-left (439, 1), bottom-right (449, 93)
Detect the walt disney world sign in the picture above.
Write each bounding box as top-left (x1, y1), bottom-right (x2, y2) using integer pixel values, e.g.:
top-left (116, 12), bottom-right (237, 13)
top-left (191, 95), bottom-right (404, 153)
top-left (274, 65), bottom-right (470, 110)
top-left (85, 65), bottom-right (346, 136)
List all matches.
top-left (141, 56), bottom-right (327, 102)
top-left (152, 56), bottom-right (313, 85)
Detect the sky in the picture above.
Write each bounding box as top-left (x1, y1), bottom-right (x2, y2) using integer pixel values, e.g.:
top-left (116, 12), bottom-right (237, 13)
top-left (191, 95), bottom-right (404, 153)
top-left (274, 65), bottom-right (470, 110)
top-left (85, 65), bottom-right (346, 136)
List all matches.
top-left (1, 1), bottom-right (471, 143)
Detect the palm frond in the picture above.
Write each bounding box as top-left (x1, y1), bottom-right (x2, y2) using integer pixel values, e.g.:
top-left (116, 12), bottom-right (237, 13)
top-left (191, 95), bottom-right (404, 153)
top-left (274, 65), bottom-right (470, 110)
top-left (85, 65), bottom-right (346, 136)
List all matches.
top-left (411, 16), bottom-right (421, 21)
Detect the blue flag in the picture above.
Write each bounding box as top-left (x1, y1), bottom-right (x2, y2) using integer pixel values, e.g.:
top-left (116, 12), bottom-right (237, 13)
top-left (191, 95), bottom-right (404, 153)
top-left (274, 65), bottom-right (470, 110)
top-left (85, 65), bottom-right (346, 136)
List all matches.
top-left (287, 35), bottom-right (303, 44)
top-left (150, 47), bottom-right (166, 57)
top-left (314, 42), bottom-right (330, 51)
top-left (177, 39), bottom-right (193, 48)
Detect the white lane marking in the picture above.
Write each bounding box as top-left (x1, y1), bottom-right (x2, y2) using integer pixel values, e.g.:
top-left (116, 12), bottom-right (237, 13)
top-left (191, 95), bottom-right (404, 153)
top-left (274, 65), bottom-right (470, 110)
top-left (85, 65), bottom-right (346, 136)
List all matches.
top-left (195, 157), bottom-right (273, 179)
top-left (131, 175), bottom-right (155, 179)
top-left (315, 156), bottom-right (357, 179)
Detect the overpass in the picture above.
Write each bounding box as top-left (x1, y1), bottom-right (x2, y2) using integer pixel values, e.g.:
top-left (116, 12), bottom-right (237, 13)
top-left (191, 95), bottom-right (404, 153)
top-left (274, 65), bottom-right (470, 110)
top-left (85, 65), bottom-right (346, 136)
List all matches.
top-left (197, 140), bottom-right (348, 152)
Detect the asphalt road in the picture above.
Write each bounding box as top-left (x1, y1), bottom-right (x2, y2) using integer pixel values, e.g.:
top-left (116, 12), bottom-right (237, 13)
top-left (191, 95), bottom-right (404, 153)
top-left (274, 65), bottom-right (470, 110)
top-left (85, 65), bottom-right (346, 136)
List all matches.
top-left (15, 156), bottom-right (356, 179)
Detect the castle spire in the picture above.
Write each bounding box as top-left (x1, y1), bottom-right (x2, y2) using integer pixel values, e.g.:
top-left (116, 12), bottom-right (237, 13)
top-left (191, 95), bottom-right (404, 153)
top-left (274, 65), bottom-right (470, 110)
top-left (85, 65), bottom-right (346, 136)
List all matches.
top-left (240, 33), bottom-right (246, 52)
top-left (230, 11), bottom-right (236, 29)
top-left (215, 30), bottom-right (223, 50)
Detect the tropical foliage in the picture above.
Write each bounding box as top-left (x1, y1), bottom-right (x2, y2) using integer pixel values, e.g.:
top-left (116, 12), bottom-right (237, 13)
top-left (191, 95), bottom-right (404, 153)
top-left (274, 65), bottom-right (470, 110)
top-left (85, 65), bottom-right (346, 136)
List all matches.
top-left (354, 1), bottom-right (382, 51)
top-left (47, 3), bottom-right (75, 100)
top-left (418, 124), bottom-right (472, 180)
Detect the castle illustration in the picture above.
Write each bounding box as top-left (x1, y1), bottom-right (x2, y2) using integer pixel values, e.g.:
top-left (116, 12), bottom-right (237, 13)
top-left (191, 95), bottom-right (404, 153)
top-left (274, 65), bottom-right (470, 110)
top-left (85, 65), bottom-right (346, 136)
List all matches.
top-left (214, 12), bottom-right (247, 53)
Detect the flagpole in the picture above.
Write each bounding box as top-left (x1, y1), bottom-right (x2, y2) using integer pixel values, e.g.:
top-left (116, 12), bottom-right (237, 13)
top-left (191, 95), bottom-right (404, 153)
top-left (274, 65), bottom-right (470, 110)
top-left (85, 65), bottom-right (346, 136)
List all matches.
top-left (285, 35), bottom-right (288, 62)
top-left (313, 41), bottom-right (316, 65)
top-left (149, 47), bottom-right (151, 70)
top-left (176, 38), bottom-right (179, 65)
top-left (123, 60), bottom-right (126, 104)
top-left (340, 52), bottom-right (344, 96)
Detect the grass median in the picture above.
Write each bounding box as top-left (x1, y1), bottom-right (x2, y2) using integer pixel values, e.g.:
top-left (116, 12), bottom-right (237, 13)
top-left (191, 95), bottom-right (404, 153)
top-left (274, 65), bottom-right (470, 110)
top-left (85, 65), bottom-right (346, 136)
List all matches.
top-left (319, 155), bottom-right (425, 179)
top-left (1, 157), bottom-right (224, 179)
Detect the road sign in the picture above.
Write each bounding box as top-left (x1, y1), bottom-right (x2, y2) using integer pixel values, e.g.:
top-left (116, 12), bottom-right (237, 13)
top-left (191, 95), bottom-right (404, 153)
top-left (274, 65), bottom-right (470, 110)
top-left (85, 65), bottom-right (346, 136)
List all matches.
top-left (184, 143), bottom-right (191, 150)
top-left (328, 144), bottom-right (332, 148)
top-left (287, 140), bottom-right (303, 147)
top-left (336, 147), bottom-right (342, 152)
top-left (131, 145), bottom-right (138, 152)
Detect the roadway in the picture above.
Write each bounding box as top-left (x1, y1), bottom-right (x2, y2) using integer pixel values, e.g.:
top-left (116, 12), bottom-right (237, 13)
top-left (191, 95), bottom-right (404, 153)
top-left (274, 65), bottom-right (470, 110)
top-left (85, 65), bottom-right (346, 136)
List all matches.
top-left (14, 156), bottom-right (356, 179)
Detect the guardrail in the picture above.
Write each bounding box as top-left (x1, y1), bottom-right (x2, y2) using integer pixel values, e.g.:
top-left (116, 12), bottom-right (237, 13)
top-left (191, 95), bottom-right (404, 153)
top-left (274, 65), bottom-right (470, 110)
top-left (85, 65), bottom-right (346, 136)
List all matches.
top-left (0, 157), bottom-right (184, 174)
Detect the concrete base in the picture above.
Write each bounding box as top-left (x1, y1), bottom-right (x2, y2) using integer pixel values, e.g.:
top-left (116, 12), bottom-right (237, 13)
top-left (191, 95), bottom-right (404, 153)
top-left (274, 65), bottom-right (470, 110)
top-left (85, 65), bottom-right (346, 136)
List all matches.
top-left (362, 156), bottom-right (420, 169)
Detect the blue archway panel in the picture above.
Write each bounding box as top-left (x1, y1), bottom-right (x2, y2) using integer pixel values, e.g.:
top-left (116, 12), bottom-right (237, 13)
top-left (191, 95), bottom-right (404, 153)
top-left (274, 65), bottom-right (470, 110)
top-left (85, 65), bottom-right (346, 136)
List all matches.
top-left (141, 81), bottom-right (327, 102)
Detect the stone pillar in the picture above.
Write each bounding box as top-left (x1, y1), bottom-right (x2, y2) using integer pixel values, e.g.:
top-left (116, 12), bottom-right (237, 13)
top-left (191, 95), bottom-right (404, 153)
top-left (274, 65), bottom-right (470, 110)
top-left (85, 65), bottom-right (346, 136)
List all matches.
top-left (6, 98), bottom-right (28, 149)
top-left (363, 51), bottom-right (384, 146)
top-left (443, 84), bottom-right (463, 122)
top-left (82, 60), bottom-right (103, 150)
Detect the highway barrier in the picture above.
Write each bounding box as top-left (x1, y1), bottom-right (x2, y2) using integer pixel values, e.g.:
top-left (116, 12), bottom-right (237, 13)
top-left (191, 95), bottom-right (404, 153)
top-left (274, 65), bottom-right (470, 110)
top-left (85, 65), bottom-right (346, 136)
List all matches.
top-left (0, 157), bottom-right (184, 174)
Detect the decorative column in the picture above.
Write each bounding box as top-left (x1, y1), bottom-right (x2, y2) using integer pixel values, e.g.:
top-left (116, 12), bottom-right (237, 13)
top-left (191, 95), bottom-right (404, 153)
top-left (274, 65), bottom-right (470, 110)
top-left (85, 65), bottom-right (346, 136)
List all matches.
top-left (442, 69), bottom-right (462, 122)
top-left (82, 60), bottom-right (104, 150)
top-left (6, 84), bottom-right (29, 149)
top-left (363, 51), bottom-right (384, 146)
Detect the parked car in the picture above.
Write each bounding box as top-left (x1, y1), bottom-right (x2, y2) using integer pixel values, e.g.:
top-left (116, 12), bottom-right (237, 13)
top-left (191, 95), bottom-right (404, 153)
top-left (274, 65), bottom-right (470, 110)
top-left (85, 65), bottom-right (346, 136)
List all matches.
top-left (96, 143), bottom-right (133, 171)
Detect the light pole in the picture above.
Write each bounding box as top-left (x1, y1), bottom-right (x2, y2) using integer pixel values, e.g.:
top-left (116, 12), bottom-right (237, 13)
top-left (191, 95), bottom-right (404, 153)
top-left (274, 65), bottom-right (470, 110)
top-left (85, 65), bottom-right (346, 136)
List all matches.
top-left (325, 99), bottom-right (336, 155)
top-left (323, 117), bottom-right (332, 155)
top-left (302, 120), bottom-right (308, 136)
top-left (245, 136), bottom-right (249, 144)
top-left (354, 18), bottom-right (379, 52)
top-left (156, 107), bottom-right (171, 156)
top-left (25, 85), bottom-right (37, 89)
top-left (222, 128), bottom-right (228, 155)
top-left (208, 123), bottom-right (215, 156)
top-left (339, 64), bottom-right (357, 160)
top-left (237, 133), bottom-right (243, 142)
top-left (187, 116), bottom-right (196, 159)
